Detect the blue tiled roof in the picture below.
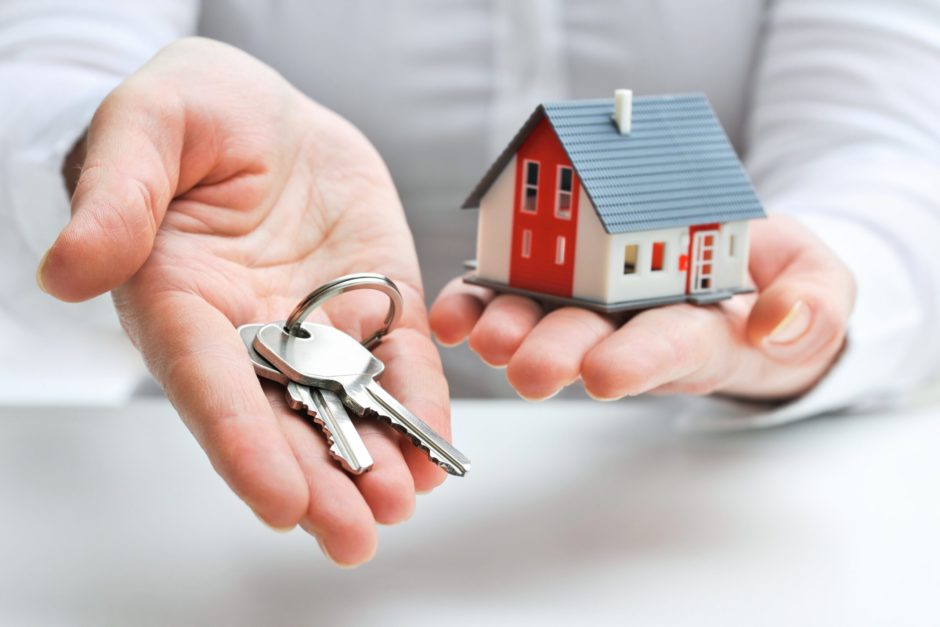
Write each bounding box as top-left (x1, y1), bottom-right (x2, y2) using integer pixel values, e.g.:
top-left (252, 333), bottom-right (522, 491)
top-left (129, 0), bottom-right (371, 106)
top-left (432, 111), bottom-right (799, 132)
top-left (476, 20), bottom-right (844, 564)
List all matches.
top-left (462, 94), bottom-right (766, 233)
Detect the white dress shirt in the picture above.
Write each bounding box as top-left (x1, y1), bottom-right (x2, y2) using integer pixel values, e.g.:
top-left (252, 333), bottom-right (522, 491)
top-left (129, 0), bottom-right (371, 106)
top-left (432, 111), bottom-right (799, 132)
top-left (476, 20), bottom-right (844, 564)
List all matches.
top-left (1, 0), bottom-right (938, 427)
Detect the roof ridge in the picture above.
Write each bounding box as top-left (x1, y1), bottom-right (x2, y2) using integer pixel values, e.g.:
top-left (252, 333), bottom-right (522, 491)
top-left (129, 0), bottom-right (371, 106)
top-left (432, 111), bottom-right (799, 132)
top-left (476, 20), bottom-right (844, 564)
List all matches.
top-left (541, 92), bottom-right (709, 108)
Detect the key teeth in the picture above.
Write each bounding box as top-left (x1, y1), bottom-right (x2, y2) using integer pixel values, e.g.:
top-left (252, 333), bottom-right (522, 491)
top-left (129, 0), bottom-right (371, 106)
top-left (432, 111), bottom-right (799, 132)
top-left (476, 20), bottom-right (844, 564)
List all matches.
top-left (289, 395), bottom-right (344, 464)
top-left (287, 389), bottom-right (461, 476)
top-left (310, 413), bottom-right (370, 474)
top-left (310, 416), bottom-right (341, 454)
top-left (363, 408), bottom-right (465, 477)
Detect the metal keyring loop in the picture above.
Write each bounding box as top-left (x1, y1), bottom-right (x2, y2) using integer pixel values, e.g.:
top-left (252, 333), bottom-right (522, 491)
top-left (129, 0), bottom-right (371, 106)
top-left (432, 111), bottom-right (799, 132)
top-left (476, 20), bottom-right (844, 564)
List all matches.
top-left (284, 273), bottom-right (403, 350)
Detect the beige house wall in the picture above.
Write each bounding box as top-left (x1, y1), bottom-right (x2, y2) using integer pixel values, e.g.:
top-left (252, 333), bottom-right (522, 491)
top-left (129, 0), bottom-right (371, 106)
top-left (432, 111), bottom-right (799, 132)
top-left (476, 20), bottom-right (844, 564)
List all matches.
top-left (475, 156), bottom-right (516, 284)
top-left (570, 188), bottom-right (609, 302)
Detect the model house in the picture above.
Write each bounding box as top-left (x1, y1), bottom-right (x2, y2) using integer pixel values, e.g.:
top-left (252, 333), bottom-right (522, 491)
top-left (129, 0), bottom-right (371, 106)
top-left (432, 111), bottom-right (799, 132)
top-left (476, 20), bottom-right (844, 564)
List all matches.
top-left (461, 90), bottom-right (766, 312)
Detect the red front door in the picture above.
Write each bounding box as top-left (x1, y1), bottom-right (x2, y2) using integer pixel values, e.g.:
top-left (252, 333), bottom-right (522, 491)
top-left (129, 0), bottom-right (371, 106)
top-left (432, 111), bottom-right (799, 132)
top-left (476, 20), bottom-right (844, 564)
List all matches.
top-left (509, 118), bottom-right (581, 297)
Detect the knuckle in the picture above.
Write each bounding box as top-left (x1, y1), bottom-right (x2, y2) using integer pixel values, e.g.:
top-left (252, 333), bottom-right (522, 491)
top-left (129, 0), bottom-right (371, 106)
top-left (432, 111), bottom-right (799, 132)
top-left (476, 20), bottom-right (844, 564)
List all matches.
top-left (92, 86), bottom-right (134, 122)
top-left (98, 77), bottom-right (180, 123)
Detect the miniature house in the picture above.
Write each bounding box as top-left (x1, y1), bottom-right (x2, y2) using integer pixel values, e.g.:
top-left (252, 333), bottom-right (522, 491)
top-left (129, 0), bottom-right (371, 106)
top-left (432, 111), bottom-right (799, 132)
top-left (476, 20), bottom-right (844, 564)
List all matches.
top-left (461, 90), bottom-right (766, 312)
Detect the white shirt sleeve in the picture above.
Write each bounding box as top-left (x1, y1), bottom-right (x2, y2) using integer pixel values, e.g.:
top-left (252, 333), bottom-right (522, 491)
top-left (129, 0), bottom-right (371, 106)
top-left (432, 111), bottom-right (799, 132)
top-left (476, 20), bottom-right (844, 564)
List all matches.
top-left (0, 0), bottom-right (197, 402)
top-left (680, 0), bottom-right (940, 430)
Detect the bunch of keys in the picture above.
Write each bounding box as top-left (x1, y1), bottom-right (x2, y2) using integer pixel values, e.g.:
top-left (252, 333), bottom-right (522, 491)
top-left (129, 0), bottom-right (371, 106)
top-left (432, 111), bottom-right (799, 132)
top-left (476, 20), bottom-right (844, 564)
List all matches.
top-left (238, 273), bottom-right (470, 477)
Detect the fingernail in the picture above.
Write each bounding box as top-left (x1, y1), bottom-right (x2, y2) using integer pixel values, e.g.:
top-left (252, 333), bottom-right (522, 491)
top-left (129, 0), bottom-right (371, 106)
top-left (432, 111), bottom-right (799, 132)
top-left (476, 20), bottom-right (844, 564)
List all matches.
top-left (583, 388), bottom-right (619, 402)
top-left (477, 354), bottom-right (507, 370)
top-left (766, 300), bottom-right (812, 345)
top-left (253, 510), bottom-right (294, 534)
top-left (433, 335), bottom-right (463, 348)
top-left (516, 387), bottom-right (560, 402)
top-left (36, 248), bottom-right (51, 293)
top-left (317, 538), bottom-right (357, 569)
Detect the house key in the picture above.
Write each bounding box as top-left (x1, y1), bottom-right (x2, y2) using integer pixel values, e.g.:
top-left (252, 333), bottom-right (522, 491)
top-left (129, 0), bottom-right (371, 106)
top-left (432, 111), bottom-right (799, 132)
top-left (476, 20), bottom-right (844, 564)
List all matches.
top-left (238, 323), bottom-right (373, 475)
top-left (253, 322), bottom-right (470, 477)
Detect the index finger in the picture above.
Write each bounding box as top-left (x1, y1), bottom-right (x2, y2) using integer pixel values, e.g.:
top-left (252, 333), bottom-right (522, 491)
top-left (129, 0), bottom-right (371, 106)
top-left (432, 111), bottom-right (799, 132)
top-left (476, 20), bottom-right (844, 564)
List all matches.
top-left (429, 277), bottom-right (495, 346)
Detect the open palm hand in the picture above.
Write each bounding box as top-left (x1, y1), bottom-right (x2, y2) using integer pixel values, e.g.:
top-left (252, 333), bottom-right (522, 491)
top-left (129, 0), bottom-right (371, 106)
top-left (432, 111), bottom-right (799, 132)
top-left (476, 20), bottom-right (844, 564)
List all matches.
top-left (431, 215), bottom-right (855, 403)
top-left (38, 38), bottom-right (449, 566)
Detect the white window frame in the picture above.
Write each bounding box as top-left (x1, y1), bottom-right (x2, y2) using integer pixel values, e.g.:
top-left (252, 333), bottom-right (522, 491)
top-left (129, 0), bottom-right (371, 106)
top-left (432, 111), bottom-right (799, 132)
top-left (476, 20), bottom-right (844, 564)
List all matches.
top-left (555, 235), bottom-right (566, 265)
top-left (521, 160), bottom-right (540, 214)
top-left (554, 165), bottom-right (574, 220)
top-left (521, 229), bottom-right (533, 259)
top-left (691, 230), bottom-right (718, 292)
top-left (623, 243), bottom-right (639, 275)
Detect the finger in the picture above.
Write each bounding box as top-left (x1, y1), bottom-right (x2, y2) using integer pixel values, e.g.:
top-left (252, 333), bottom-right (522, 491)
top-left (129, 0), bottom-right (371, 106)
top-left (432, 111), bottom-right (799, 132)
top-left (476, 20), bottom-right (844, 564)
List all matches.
top-left (467, 294), bottom-right (543, 367)
top-left (746, 216), bottom-right (855, 366)
top-left (119, 288), bottom-right (309, 530)
top-left (428, 278), bottom-right (495, 347)
top-left (38, 79), bottom-right (185, 302)
top-left (506, 307), bottom-right (617, 400)
top-left (374, 327), bottom-right (451, 493)
top-left (265, 385), bottom-right (378, 567)
top-left (581, 302), bottom-right (743, 399)
top-left (350, 418), bottom-right (417, 525)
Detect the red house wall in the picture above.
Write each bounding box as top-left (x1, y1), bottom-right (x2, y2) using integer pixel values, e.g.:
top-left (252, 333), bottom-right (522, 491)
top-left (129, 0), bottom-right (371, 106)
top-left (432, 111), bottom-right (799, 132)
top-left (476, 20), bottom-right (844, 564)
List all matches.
top-left (509, 117), bottom-right (581, 297)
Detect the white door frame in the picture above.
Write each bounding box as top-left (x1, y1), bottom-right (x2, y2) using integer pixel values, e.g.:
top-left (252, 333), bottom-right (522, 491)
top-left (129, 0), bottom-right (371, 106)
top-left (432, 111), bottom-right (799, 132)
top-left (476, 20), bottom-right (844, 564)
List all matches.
top-left (690, 230), bottom-right (718, 293)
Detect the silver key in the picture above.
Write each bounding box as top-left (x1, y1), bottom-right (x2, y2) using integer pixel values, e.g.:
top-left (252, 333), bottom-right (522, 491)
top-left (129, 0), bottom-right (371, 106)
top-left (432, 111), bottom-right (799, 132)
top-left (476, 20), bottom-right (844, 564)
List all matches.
top-left (238, 323), bottom-right (290, 385)
top-left (284, 383), bottom-right (373, 475)
top-left (238, 323), bottom-right (374, 475)
top-left (253, 322), bottom-right (470, 477)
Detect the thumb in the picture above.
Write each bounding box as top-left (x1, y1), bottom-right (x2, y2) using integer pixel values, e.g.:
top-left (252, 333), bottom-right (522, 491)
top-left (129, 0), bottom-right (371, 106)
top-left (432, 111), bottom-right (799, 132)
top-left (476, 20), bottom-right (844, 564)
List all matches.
top-left (746, 216), bottom-right (856, 366)
top-left (37, 83), bottom-right (183, 302)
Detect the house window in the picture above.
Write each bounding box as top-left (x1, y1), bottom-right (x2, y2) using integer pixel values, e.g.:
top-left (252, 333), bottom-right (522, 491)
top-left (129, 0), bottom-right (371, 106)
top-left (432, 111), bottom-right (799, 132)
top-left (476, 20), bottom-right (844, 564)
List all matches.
top-left (521, 160), bottom-right (540, 213)
top-left (623, 244), bottom-right (638, 274)
top-left (555, 166), bottom-right (573, 219)
top-left (522, 229), bottom-right (532, 258)
top-left (555, 236), bottom-right (566, 265)
top-left (728, 234), bottom-right (737, 258)
top-left (651, 242), bottom-right (666, 271)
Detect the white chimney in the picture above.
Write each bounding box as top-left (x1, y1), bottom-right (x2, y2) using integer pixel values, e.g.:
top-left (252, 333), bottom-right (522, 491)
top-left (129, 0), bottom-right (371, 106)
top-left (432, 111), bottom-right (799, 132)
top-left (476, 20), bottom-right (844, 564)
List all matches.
top-left (612, 88), bottom-right (633, 135)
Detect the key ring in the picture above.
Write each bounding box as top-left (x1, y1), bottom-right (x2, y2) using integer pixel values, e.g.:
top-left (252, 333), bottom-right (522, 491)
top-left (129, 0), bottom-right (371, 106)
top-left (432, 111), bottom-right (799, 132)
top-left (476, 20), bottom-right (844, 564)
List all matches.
top-left (284, 273), bottom-right (403, 350)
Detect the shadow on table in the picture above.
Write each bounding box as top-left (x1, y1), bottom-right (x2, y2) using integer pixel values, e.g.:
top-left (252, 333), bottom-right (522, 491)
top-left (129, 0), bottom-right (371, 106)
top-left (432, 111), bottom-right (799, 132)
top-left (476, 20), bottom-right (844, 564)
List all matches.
top-left (223, 408), bottom-right (845, 622)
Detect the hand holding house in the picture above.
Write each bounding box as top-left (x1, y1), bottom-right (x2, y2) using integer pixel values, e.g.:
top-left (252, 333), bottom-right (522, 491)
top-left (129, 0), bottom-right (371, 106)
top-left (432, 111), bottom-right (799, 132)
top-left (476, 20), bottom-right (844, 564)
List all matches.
top-left (461, 90), bottom-right (766, 313)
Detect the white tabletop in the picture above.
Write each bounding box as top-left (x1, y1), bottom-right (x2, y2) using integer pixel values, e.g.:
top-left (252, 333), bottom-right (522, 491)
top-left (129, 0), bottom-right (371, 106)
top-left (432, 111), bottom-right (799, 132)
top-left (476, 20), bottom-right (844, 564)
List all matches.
top-left (1, 398), bottom-right (939, 626)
